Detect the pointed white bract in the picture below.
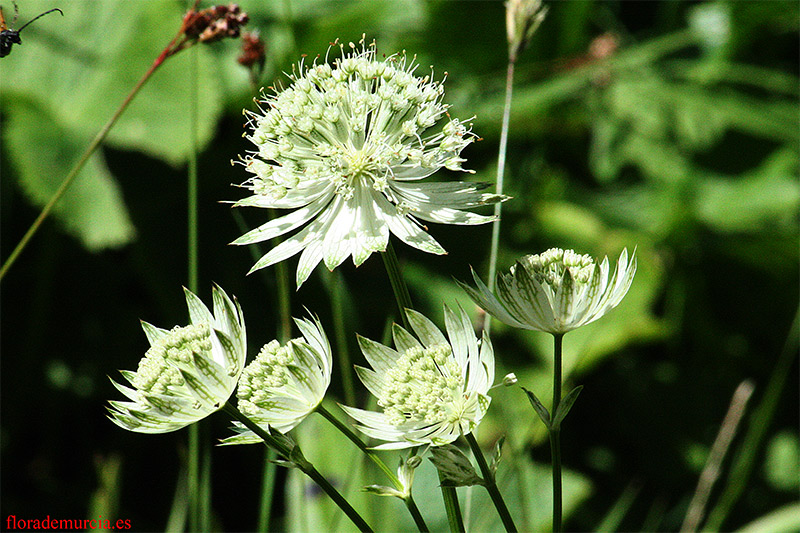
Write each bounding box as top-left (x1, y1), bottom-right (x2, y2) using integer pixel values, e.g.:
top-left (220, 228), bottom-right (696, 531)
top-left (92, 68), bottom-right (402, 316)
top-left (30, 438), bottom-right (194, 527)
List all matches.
top-left (108, 285), bottom-right (246, 434)
top-left (233, 40), bottom-right (505, 287)
top-left (221, 315), bottom-right (332, 444)
top-left (341, 305), bottom-right (494, 450)
top-left (461, 248), bottom-right (637, 334)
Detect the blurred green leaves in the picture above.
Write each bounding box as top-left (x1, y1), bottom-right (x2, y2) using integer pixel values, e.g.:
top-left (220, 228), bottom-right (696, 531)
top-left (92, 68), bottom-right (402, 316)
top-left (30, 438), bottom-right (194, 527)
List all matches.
top-left (1, 0), bottom-right (226, 250)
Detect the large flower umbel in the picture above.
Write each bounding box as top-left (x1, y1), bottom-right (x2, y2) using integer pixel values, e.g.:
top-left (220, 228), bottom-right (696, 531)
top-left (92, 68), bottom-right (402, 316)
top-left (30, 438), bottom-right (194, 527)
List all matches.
top-left (341, 305), bottom-right (494, 450)
top-left (108, 285), bottom-right (246, 434)
top-left (233, 40), bottom-right (504, 286)
top-left (222, 315), bottom-right (332, 444)
top-left (461, 248), bottom-right (636, 334)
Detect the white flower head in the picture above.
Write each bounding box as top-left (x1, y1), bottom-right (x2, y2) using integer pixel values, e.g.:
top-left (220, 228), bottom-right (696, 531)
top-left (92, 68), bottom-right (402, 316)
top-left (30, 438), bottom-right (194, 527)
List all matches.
top-left (341, 305), bottom-right (495, 450)
top-left (461, 248), bottom-right (637, 335)
top-left (232, 38), bottom-right (505, 287)
top-left (108, 285), bottom-right (246, 434)
top-left (222, 315), bottom-right (332, 444)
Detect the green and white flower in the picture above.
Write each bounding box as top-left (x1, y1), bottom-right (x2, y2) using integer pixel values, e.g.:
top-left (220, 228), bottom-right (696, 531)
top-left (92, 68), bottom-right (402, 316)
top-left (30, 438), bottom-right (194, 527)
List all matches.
top-left (232, 40), bottom-right (505, 287)
top-left (460, 248), bottom-right (636, 334)
top-left (341, 305), bottom-right (494, 450)
top-left (222, 315), bottom-right (332, 444)
top-left (108, 285), bottom-right (246, 433)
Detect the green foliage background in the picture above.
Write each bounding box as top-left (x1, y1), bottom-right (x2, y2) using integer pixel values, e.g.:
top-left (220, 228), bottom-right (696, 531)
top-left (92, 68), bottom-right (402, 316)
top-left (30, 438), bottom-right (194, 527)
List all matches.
top-left (1, 0), bottom-right (797, 531)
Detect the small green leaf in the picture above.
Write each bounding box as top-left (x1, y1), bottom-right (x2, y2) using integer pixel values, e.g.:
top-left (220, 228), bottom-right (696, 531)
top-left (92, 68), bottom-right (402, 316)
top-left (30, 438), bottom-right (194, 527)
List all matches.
top-left (429, 444), bottom-right (484, 487)
top-left (490, 435), bottom-right (506, 476)
top-left (552, 385), bottom-right (584, 428)
top-left (362, 485), bottom-right (404, 498)
top-left (522, 386), bottom-right (551, 428)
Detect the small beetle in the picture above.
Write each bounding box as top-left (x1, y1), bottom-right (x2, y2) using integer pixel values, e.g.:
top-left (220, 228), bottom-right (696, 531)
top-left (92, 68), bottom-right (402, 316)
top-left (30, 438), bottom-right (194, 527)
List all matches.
top-left (1, 2), bottom-right (63, 58)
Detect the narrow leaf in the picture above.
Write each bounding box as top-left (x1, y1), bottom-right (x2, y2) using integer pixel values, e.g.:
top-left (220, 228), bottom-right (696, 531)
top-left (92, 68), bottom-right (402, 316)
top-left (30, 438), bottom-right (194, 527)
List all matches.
top-left (553, 385), bottom-right (584, 428)
top-left (522, 387), bottom-right (551, 427)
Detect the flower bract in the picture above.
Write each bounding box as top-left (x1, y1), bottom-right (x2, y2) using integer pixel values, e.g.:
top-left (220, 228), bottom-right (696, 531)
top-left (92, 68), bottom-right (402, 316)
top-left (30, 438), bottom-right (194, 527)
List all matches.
top-left (460, 247), bottom-right (636, 334)
top-left (108, 285), bottom-right (246, 433)
top-left (221, 315), bottom-right (332, 444)
top-left (341, 305), bottom-right (494, 450)
top-left (232, 40), bottom-right (505, 286)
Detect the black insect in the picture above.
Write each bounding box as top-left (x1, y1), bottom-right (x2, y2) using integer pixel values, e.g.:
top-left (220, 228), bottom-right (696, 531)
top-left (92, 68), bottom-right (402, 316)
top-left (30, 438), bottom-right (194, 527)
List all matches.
top-left (0, 2), bottom-right (63, 58)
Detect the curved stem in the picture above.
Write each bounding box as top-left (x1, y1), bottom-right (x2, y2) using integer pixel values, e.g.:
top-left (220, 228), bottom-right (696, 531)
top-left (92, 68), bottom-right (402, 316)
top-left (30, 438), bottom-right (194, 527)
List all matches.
top-left (551, 333), bottom-right (564, 533)
top-left (465, 432), bottom-right (517, 532)
top-left (317, 404), bottom-right (398, 484)
top-left (485, 60), bottom-right (516, 335)
top-left (316, 404), bottom-right (431, 532)
top-left (222, 403), bottom-right (374, 533)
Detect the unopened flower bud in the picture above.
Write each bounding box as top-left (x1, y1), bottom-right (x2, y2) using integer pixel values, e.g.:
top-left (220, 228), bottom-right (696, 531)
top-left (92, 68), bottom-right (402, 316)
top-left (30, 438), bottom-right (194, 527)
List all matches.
top-left (506, 0), bottom-right (548, 63)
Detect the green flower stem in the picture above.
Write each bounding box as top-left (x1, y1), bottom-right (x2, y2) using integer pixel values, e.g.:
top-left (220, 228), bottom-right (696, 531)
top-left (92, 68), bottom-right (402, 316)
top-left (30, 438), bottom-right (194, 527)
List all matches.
top-left (222, 403), bottom-right (374, 533)
top-left (380, 243), bottom-right (463, 533)
top-left (186, 42), bottom-right (208, 533)
top-left (464, 432), bottom-right (517, 532)
top-left (316, 405), bottom-right (430, 532)
top-left (317, 404), bottom-right (398, 483)
top-left (485, 60), bottom-right (516, 335)
top-left (0, 26), bottom-right (193, 282)
top-left (550, 333), bottom-right (564, 533)
top-left (381, 241), bottom-right (413, 329)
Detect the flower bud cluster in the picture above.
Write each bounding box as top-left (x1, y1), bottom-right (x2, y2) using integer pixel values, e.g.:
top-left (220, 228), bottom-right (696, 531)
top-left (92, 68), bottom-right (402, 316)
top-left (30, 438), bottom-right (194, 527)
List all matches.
top-left (133, 323), bottom-right (212, 394)
top-left (236, 339), bottom-right (299, 416)
top-left (378, 344), bottom-right (464, 426)
top-left (242, 43), bottom-right (475, 201)
top-left (518, 247), bottom-right (596, 287)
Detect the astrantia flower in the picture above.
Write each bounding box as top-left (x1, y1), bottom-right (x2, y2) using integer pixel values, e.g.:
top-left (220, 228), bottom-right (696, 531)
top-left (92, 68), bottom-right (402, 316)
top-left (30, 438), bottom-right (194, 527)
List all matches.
top-left (232, 40), bottom-right (505, 286)
top-left (221, 315), bottom-right (332, 444)
top-left (108, 285), bottom-right (246, 433)
top-left (341, 305), bottom-right (494, 450)
top-left (460, 248), bottom-right (636, 335)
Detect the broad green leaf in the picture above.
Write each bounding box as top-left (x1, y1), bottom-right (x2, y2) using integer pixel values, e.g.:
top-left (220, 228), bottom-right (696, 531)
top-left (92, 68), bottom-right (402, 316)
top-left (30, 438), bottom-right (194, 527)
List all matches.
top-left (1, 0), bottom-right (225, 164)
top-left (4, 99), bottom-right (135, 250)
top-left (1, 0), bottom-right (229, 251)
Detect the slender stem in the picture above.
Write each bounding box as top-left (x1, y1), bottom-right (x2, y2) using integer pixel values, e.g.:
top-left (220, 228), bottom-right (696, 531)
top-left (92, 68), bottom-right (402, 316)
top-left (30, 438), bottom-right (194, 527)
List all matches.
top-left (438, 467), bottom-right (465, 533)
top-left (381, 241), bottom-right (413, 328)
top-left (551, 333), bottom-right (564, 533)
top-left (485, 60), bottom-right (516, 335)
top-left (405, 497), bottom-right (429, 533)
top-left (316, 405), bottom-right (431, 532)
top-left (379, 243), bottom-right (463, 531)
top-left (257, 448), bottom-right (277, 533)
top-left (464, 432), bottom-right (517, 532)
top-left (185, 41), bottom-right (208, 532)
top-left (316, 404), bottom-right (398, 484)
top-left (188, 423), bottom-right (199, 532)
top-left (680, 381), bottom-right (755, 532)
top-left (222, 403), bottom-right (374, 533)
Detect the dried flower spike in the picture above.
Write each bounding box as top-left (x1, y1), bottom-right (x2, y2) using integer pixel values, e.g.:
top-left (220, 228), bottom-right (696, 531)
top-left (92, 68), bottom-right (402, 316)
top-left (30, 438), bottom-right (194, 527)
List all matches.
top-left (183, 3), bottom-right (248, 44)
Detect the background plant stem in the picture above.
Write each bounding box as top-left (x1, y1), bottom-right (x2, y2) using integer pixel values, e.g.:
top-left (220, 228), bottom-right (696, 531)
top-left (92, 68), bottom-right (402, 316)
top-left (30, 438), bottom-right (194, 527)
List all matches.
top-left (551, 333), bottom-right (564, 533)
top-left (485, 60), bottom-right (516, 335)
top-left (380, 242), bottom-right (463, 532)
top-left (465, 432), bottom-right (517, 532)
top-left (222, 403), bottom-right (374, 532)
